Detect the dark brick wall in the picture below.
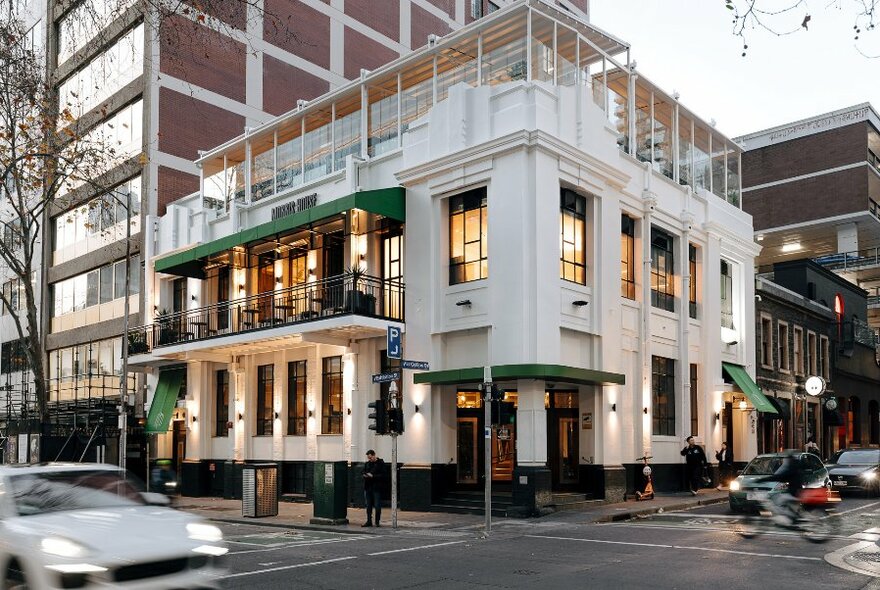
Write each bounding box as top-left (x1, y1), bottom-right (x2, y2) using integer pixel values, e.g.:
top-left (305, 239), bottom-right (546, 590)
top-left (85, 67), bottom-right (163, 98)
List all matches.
top-left (344, 26), bottom-right (399, 79)
top-left (262, 55), bottom-right (330, 116)
top-left (157, 166), bottom-right (200, 215)
top-left (427, 0), bottom-right (456, 19)
top-left (742, 123), bottom-right (868, 188)
top-left (264, 0), bottom-right (331, 69)
top-left (158, 87), bottom-right (245, 162)
top-left (744, 167), bottom-right (867, 231)
top-left (412, 3), bottom-right (452, 49)
top-left (160, 15), bottom-right (246, 102)
top-left (345, 0), bottom-right (399, 43)
top-left (183, 0), bottom-right (247, 30)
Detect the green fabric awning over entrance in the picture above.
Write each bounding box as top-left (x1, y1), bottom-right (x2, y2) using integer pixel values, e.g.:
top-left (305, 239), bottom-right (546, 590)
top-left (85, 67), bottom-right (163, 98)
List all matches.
top-left (722, 362), bottom-right (778, 415)
top-left (154, 187), bottom-right (406, 278)
top-left (413, 364), bottom-right (625, 386)
top-left (145, 368), bottom-right (186, 433)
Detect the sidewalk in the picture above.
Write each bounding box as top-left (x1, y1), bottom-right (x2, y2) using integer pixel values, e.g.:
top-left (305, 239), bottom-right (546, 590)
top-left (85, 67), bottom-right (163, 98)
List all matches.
top-left (175, 489), bottom-right (728, 533)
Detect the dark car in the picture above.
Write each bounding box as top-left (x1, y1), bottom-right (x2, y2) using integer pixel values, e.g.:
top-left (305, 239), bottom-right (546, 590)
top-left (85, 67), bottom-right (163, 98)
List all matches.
top-left (729, 452), bottom-right (830, 513)
top-left (826, 449), bottom-right (880, 495)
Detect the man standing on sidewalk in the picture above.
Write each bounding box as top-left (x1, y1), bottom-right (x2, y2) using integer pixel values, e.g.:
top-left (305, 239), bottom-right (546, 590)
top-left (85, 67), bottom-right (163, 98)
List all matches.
top-left (681, 436), bottom-right (707, 496)
top-left (362, 450), bottom-right (385, 527)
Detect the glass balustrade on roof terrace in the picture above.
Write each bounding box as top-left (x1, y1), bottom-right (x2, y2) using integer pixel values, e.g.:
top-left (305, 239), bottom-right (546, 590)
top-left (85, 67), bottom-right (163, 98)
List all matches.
top-left (197, 0), bottom-right (741, 210)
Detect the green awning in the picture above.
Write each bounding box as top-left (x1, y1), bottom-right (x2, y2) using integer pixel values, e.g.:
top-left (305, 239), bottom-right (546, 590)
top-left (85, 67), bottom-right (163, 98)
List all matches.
top-left (155, 187), bottom-right (406, 278)
top-left (145, 369), bottom-right (186, 433)
top-left (722, 362), bottom-right (778, 415)
top-left (413, 364), bottom-right (625, 386)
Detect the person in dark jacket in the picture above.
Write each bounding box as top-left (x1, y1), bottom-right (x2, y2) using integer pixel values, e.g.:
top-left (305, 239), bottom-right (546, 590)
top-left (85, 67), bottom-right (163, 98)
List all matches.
top-left (681, 436), bottom-right (708, 495)
top-left (362, 449), bottom-right (385, 527)
top-left (715, 441), bottom-right (735, 489)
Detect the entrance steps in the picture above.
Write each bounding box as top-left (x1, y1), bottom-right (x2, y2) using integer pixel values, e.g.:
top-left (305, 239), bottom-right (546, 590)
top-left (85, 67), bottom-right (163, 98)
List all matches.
top-left (430, 490), bottom-right (513, 517)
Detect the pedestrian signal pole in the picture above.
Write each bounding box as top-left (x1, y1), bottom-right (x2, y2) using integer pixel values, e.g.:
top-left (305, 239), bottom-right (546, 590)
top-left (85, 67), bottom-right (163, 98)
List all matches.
top-left (483, 366), bottom-right (492, 535)
top-left (389, 380), bottom-right (399, 530)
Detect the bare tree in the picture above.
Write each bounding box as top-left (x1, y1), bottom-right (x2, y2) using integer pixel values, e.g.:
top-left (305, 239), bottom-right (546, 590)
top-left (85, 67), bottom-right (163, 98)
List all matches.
top-left (724, 0), bottom-right (878, 57)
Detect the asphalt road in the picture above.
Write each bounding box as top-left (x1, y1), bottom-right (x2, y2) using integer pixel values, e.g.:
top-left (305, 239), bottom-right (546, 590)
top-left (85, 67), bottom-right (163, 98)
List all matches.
top-left (214, 496), bottom-right (880, 590)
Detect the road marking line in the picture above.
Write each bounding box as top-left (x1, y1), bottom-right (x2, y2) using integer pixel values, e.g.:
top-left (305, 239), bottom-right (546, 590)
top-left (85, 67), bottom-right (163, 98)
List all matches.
top-left (368, 540), bottom-right (467, 556)
top-left (829, 501), bottom-right (880, 518)
top-left (228, 537), bottom-right (370, 555)
top-left (615, 522), bottom-right (855, 541)
top-left (227, 556), bottom-right (357, 578)
top-left (525, 534), bottom-right (822, 561)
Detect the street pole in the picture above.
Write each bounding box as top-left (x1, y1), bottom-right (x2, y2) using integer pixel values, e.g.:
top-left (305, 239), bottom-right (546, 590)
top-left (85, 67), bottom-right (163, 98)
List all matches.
top-left (119, 188), bottom-right (132, 471)
top-left (389, 380), bottom-right (399, 529)
top-left (483, 366), bottom-right (492, 535)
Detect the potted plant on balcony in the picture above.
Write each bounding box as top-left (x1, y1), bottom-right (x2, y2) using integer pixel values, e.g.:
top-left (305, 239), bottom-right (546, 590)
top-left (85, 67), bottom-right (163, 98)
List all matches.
top-left (156, 309), bottom-right (178, 345)
top-left (343, 265), bottom-right (374, 315)
top-left (127, 330), bottom-right (149, 354)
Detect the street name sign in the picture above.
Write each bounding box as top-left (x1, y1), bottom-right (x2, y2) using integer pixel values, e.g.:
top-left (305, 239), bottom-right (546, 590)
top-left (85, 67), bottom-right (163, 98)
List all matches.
top-left (401, 360), bottom-right (429, 371)
top-left (372, 371), bottom-right (401, 383)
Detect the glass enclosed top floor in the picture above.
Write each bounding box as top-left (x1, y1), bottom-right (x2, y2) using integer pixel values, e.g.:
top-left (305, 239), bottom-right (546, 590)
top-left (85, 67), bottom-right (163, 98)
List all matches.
top-left (198, 0), bottom-right (742, 209)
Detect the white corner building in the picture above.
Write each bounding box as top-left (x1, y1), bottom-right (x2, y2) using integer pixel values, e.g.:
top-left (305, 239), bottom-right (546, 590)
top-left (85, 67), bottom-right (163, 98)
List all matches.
top-left (131, 0), bottom-right (762, 510)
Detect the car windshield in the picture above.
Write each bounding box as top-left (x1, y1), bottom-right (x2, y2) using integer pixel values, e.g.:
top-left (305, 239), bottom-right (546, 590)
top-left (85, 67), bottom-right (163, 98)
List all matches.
top-left (8, 470), bottom-right (146, 516)
top-left (742, 456), bottom-right (784, 475)
top-left (830, 450), bottom-right (880, 466)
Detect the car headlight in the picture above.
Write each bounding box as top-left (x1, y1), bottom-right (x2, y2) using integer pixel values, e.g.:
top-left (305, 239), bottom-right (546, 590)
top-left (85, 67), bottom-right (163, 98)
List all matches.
top-left (41, 537), bottom-right (89, 558)
top-left (186, 522), bottom-right (223, 543)
top-left (861, 471), bottom-right (877, 481)
top-left (729, 480), bottom-right (741, 491)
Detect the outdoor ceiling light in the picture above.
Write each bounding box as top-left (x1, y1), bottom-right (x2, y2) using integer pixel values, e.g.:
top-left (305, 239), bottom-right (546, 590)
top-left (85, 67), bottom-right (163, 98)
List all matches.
top-left (781, 242), bottom-right (802, 253)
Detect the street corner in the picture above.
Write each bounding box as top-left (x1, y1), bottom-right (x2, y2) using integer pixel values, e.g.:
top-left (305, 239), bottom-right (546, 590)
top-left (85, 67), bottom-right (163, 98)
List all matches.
top-left (826, 540), bottom-right (880, 578)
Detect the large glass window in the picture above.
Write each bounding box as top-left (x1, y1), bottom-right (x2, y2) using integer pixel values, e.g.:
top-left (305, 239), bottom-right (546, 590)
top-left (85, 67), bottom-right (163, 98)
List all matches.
top-left (720, 259), bottom-right (733, 329)
top-left (530, 13), bottom-right (554, 83)
top-left (251, 134), bottom-right (275, 202)
top-left (711, 134), bottom-right (726, 199)
top-left (256, 364), bottom-right (274, 436)
top-left (52, 255), bottom-right (140, 317)
top-left (481, 12), bottom-right (527, 85)
top-left (689, 244), bottom-right (697, 319)
top-left (303, 109), bottom-right (332, 182)
top-left (276, 125), bottom-right (303, 192)
top-left (0, 339), bottom-right (28, 374)
top-left (436, 37), bottom-right (478, 103)
top-left (652, 356), bottom-right (675, 436)
top-left (693, 126), bottom-right (710, 192)
top-left (215, 370), bottom-right (229, 437)
top-left (321, 356), bottom-right (343, 435)
top-left (287, 360), bottom-right (307, 436)
top-left (689, 364), bottom-right (698, 437)
top-left (449, 188), bottom-right (488, 285)
top-left (560, 189), bottom-right (586, 284)
top-left (652, 96), bottom-right (674, 179)
top-left (57, 0), bottom-right (136, 63)
top-left (367, 75), bottom-right (399, 157)
top-left (333, 94), bottom-right (361, 170)
top-left (650, 228), bottom-right (674, 312)
top-left (400, 57), bottom-right (433, 134)
top-left (778, 322), bottom-right (790, 372)
top-left (53, 176), bottom-right (142, 254)
top-left (678, 113), bottom-right (693, 186)
top-left (621, 214), bottom-right (635, 299)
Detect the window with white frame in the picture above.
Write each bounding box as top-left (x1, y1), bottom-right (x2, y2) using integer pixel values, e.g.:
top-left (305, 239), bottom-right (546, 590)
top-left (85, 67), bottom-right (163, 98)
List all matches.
top-left (760, 315), bottom-right (773, 368)
top-left (807, 331), bottom-right (817, 375)
top-left (793, 326), bottom-right (804, 375)
top-left (820, 336), bottom-right (830, 379)
top-left (778, 321), bottom-right (790, 372)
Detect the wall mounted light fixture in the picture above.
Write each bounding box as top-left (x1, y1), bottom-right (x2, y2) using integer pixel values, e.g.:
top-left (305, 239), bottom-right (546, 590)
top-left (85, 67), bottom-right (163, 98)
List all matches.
top-left (347, 408), bottom-right (352, 416)
top-left (611, 403), bottom-right (616, 412)
top-left (572, 300), bottom-right (589, 307)
top-left (274, 411), bottom-right (279, 420)
top-left (191, 415), bottom-right (197, 423)
top-left (714, 412), bottom-right (721, 422)
top-left (237, 412), bottom-right (243, 421)
top-left (308, 410), bottom-right (313, 418)
top-left (643, 407), bottom-right (648, 414)
top-left (414, 405), bottom-right (420, 413)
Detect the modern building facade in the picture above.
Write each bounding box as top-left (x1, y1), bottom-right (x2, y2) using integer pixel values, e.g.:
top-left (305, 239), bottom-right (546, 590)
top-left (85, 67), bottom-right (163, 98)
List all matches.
top-left (130, 0), bottom-right (760, 512)
top-left (740, 104), bottom-right (880, 453)
top-left (38, 0), bottom-right (534, 470)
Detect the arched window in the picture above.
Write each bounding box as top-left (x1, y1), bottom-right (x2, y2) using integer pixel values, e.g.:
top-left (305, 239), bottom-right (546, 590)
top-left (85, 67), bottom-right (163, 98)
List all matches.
top-left (869, 400), bottom-right (880, 445)
top-left (849, 396), bottom-right (861, 445)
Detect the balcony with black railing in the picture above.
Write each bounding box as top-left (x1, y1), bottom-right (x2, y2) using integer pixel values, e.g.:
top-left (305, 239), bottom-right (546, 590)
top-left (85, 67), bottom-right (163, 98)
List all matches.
top-left (128, 274), bottom-right (404, 354)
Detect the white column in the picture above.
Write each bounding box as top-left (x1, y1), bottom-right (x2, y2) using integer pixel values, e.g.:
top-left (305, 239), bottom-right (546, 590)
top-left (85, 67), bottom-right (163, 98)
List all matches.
top-left (232, 363), bottom-right (247, 462)
top-left (343, 350), bottom-right (357, 463)
top-left (306, 345), bottom-right (319, 461)
top-left (273, 352), bottom-right (286, 462)
top-left (515, 379), bottom-right (547, 466)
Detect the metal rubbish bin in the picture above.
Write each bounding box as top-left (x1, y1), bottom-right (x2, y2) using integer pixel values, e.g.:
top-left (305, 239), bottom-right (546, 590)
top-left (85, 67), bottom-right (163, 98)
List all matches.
top-left (242, 463), bottom-right (278, 518)
top-left (310, 461), bottom-right (349, 525)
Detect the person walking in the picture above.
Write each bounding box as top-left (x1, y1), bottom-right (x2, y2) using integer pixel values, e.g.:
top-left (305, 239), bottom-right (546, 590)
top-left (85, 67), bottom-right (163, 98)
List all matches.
top-left (362, 449), bottom-right (385, 527)
top-left (681, 435), bottom-right (708, 496)
top-left (715, 441), bottom-right (735, 490)
top-left (805, 437), bottom-right (820, 457)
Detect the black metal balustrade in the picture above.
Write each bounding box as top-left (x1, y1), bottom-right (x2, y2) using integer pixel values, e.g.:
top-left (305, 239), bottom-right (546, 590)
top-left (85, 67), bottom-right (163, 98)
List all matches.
top-left (128, 274), bottom-right (404, 353)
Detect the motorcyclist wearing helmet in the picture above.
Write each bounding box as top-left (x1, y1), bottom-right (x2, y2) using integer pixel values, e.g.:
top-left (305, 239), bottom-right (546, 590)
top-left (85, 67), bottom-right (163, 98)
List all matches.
top-left (757, 451), bottom-right (808, 524)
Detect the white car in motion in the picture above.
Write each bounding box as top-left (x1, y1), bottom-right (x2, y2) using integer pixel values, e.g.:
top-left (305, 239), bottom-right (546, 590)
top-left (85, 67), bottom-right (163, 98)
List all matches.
top-left (0, 463), bottom-right (226, 589)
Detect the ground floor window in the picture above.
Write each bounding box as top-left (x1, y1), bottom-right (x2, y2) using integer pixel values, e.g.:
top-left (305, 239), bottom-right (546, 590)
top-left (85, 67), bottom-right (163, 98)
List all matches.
top-left (256, 364), bottom-right (274, 436)
top-left (215, 370), bottom-right (229, 437)
top-left (652, 356), bottom-right (675, 436)
top-left (322, 356), bottom-right (343, 434)
top-left (288, 360), bottom-right (307, 436)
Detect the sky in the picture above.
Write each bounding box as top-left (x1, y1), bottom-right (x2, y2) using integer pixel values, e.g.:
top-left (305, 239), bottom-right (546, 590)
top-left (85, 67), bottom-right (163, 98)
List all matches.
top-left (589, 0), bottom-right (880, 138)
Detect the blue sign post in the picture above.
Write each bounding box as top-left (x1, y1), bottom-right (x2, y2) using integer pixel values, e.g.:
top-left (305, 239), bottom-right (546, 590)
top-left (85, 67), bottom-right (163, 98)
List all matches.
top-left (387, 326), bottom-right (402, 360)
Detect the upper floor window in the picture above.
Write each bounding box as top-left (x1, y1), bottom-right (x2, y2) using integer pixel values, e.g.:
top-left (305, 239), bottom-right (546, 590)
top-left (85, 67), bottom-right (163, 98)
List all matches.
top-left (778, 321), bottom-right (790, 373)
top-left (807, 331), bottom-right (817, 375)
top-left (688, 244), bottom-right (698, 319)
top-left (53, 176), bottom-right (142, 256)
top-left (793, 326), bottom-right (804, 375)
top-left (449, 189), bottom-right (487, 285)
top-left (621, 214), bottom-right (635, 299)
top-left (819, 336), bottom-right (830, 380)
top-left (720, 259), bottom-right (733, 329)
top-left (560, 189), bottom-right (586, 284)
top-left (760, 315), bottom-right (773, 368)
top-left (650, 228), bottom-right (674, 312)
top-left (51, 256), bottom-right (140, 318)
top-left (0, 339), bottom-right (28, 375)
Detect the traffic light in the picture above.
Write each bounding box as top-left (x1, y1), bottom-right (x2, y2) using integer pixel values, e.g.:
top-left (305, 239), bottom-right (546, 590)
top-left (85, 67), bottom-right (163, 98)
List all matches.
top-left (490, 400), bottom-right (515, 426)
top-left (490, 384), bottom-right (504, 402)
top-left (388, 408), bottom-right (404, 434)
top-left (368, 399), bottom-right (388, 435)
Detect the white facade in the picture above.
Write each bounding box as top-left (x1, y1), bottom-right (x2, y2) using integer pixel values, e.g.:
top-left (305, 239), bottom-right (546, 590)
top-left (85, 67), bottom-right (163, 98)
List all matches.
top-left (136, 0), bottom-right (759, 504)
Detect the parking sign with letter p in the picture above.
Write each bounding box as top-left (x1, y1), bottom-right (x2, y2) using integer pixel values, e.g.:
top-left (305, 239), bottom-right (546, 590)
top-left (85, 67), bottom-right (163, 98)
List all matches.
top-left (387, 326), bottom-right (401, 359)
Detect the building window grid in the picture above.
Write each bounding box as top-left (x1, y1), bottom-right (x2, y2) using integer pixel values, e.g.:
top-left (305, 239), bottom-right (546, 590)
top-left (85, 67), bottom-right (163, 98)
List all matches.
top-left (652, 356), bottom-right (676, 437)
top-left (778, 322), bottom-right (790, 373)
top-left (256, 364), bottom-right (274, 436)
top-left (621, 214), bottom-right (635, 299)
top-left (322, 356), bottom-right (343, 435)
top-left (688, 244), bottom-right (697, 319)
top-left (819, 336), bottom-right (830, 380)
top-left (215, 370), bottom-right (229, 437)
top-left (689, 363), bottom-right (698, 437)
top-left (288, 360), bottom-right (307, 436)
top-left (807, 331), bottom-right (817, 375)
top-left (650, 228), bottom-right (675, 312)
top-left (449, 189), bottom-right (488, 285)
top-left (720, 259), bottom-right (733, 329)
top-left (760, 315), bottom-right (773, 368)
top-left (51, 255), bottom-right (141, 318)
top-left (560, 189), bottom-right (587, 285)
top-left (793, 326), bottom-right (804, 375)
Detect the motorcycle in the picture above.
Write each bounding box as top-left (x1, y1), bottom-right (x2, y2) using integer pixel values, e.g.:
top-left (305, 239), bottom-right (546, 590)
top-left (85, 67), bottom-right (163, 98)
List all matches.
top-left (736, 486), bottom-right (841, 543)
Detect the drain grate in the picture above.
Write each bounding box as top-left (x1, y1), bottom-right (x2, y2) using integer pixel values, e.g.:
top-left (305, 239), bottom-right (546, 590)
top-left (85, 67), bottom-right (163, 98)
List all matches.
top-left (514, 570), bottom-right (539, 576)
top-left (850, 551), bottom-right (880, 564)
